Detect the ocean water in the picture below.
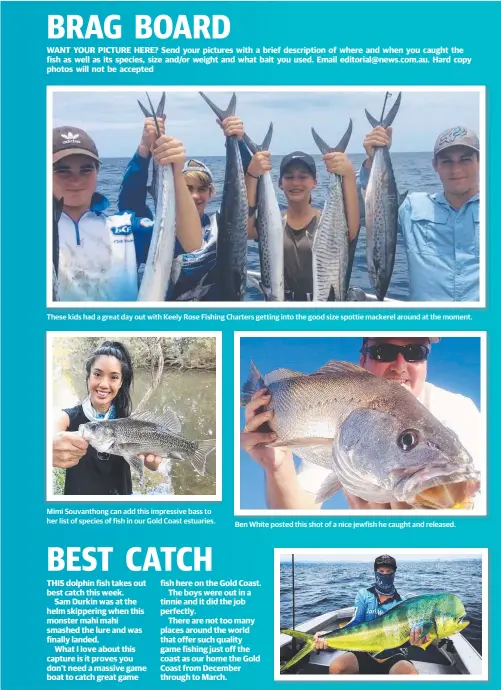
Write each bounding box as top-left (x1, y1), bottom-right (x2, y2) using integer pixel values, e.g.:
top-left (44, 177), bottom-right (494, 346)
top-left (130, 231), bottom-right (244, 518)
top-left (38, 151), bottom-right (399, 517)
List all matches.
top-left (279, 559), bottom-right (482, 653)
top-left (99, 152), bottom-right (441, 301)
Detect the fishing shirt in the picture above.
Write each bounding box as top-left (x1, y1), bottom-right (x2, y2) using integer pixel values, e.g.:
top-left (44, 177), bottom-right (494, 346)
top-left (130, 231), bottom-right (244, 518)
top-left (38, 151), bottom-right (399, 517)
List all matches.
top-left (63, 405), bottom-right (132, 496)
top-left (296, 381), bottom-right (482, 498)
top-left (56, 193), bottom-right (153, 302)
top-left (347, 587), bottom-right (403, 628)
top-left (118, 145), bottom-right (251, 302)
top-left (283, 214), bottom-right (319, 300)
top-left (358, 164), bottom-right (479, 301)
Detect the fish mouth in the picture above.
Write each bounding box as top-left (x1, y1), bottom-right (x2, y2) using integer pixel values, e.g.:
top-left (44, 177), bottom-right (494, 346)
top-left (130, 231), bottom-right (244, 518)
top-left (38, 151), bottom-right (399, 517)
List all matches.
top-left (394, 466), bottom-right (480, 509)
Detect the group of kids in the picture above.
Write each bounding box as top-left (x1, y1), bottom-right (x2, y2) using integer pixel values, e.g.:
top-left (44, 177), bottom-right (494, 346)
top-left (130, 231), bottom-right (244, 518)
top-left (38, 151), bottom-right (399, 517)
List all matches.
top-left (53, 106), bottom-right (480, 302)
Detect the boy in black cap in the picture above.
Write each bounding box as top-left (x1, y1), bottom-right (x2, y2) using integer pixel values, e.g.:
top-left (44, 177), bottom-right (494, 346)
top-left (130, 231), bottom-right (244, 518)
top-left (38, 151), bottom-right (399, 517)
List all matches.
top-left (314, 555), bottom-right (429, 675)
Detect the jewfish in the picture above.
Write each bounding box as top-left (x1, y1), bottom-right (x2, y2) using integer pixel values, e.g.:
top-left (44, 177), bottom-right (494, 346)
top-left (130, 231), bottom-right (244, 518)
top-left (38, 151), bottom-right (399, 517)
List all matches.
top-left (200, 92), bottom-right (248, 301)
top-left (310, 122), bottom-right (353, 301)
top-left (281, 593), bottom-right (468, 671)
top-left (137, 92), bottom-right (176, 301)
top-left (243, 125), bottom-right (284, 301)
top-left (52, 196), bottom-right (64, 301)
top-left (79, 409), bottom-right (215, 484)
top-left (241, 360), bottom-right (479, 508)
top-left (364, 92), bottom-right (402, 301)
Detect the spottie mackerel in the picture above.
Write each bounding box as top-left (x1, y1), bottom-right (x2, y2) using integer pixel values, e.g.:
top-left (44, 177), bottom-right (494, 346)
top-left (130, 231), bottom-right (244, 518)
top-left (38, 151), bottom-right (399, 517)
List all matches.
top-left (281, 593), bottom-right (469, 671)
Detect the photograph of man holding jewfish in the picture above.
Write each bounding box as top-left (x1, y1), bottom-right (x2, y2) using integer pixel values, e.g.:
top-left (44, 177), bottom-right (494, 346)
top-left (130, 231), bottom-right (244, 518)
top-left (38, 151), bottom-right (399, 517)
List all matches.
top-left (50, 89), bottom-right (482, 305)
top-left (239, 335), bottom-right (483, 512)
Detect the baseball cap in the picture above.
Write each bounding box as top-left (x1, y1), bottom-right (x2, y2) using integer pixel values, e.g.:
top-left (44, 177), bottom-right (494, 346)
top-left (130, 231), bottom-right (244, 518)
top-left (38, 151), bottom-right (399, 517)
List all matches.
top-left (362, 337), bottom-right (440, 346)
top-left (279, 151), bottom-right (317, 179)
top-left (182, 158), bottom-right (213, 183)
top-left (434, 126), bottom-right (479, 157)
top-left (53, 127), bottom-right (100, 164)
top-left (374, 555), bottom-right (397, 571)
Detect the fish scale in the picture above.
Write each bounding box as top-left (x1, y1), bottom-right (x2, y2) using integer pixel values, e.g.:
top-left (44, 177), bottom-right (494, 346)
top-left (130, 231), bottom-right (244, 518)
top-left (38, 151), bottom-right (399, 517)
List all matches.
top-left (241, 359), bottom-right (479, 508)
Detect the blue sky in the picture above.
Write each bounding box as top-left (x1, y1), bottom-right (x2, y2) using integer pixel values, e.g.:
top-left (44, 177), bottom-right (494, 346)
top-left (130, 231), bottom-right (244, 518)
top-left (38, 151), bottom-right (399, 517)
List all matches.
top-left (239, 337), bottom-right (481, 510)
top-left (52, 90), bottom-right (480, 157)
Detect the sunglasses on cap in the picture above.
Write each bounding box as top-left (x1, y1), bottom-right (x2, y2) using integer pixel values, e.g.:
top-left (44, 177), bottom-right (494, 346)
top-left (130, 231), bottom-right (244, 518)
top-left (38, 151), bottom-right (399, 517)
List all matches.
top-left (361, 343), bottom-right (430, 363)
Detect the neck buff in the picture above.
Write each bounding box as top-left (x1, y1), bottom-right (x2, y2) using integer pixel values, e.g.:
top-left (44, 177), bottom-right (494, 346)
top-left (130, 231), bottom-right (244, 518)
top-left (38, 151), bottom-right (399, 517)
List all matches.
top-left (374, 571), bottom-right (396, 596)
top-left (82, 396), bottom-right (116, 422)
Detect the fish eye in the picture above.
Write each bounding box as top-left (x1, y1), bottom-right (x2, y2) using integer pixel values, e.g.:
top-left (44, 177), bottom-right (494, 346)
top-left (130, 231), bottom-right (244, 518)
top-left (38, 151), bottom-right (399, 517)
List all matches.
top-left (398, 429), bottom-right (420, 451)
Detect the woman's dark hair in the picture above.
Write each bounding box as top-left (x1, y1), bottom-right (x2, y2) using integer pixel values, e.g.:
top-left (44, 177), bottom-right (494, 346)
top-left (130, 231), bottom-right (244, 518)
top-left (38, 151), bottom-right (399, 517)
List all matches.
top-left (85, 341), bottom-right (133, 418)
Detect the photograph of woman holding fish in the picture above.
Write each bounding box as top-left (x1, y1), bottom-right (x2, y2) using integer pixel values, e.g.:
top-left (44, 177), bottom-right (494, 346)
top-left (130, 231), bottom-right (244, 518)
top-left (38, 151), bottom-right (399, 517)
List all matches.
top-left (278, 551), bottom-right (483, 677)
top-left (239, 335), bottom-right (482, 512)
top-left (51, 336), bottom-right (217, 498)
top-left (50, 89), bottom-right (481, 304)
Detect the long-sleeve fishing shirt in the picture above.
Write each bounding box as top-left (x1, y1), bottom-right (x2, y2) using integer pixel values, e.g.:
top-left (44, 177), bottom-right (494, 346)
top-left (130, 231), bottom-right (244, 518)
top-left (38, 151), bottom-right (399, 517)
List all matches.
top-left (358, 164), bottom-right (479, 302)
top-left (347, 587), bottom-right (403, 628)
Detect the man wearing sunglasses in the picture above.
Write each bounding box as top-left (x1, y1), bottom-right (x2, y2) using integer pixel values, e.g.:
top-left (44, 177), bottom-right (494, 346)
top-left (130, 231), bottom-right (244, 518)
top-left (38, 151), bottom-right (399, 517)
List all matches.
top-left (52, 126), bottom-right (201, 302)
top-left (241, 337), bottom-right (480, 509)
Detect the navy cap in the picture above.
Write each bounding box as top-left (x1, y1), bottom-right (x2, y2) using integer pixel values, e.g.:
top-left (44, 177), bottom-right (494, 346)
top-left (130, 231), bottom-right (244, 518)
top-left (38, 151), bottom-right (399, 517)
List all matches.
top-left (279, 151), bottom-right (316, 179)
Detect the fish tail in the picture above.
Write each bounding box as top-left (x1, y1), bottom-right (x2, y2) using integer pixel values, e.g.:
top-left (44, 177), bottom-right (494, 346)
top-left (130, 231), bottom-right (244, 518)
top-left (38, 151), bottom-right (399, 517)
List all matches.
top-left (199, 91), bottom-right (236, 121)
top-left (241, 360), bottom-right (266, 406)
top-left (365, 108), bottom-right (380, 129)
top-left (243, 122), bottom-right (273, 154)
top-left (156, 92), bottom-right (166, 117)
top-left (191, 439), bottom-right (216, 476)
top-left (312, 119), bottom-right (352, 156)
top-left (366, 92), bottom-right (402, 128)
top-left (137, 99), bottom-right (152, 118)
top-left (280, 630), bottom-right (315, 672)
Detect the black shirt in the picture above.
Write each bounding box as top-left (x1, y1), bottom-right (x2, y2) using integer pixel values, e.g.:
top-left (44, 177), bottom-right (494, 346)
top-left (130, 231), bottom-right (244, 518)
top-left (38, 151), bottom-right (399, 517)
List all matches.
top-left (63, 405), bottom-right (132, 496)
top-left (283, 215), bottom-right (319, 300)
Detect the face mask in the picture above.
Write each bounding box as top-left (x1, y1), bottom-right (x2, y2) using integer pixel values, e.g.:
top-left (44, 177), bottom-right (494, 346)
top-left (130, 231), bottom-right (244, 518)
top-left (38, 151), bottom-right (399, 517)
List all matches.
top-left (375, 571), bottom-right (395, 595)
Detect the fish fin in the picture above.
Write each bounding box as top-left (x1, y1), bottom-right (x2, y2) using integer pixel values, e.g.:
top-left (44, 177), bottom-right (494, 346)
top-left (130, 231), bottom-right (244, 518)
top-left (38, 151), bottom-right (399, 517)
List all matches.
top-left (259, 283), bottom-right (272, 301)
top-left (327, 285), bottom-right (338, 301)
top-left (264, 368), bottom-right (304, 385)
top-left (268, 437), bottom-right (333, 449)
top-left (366, 92), bottom-right (402, 129)
top-left (191, 439), bottom-right (216, 476)
top-left (293, 445), bottom-right (335, 471)
top-left (262, 122), bottom-right (273, 151)
top-left (241, 360), bottom-right (266, 406)
top-left (156, 92), bottom-right (166, 117)
top-left (246, 272), bottom-right (261, 291)
top-left (315, 471), bottom-right (343, 503)
top-left (399, 189), bottom-right (409, 206)
top-left (145, 92), bottom-right (162, 137)
top-left (311, 120), bottom-right (352, 155)
top-left (365, 108), bottom-right (380, 129)
top-left (130, 409), bottom-right (183, 434)
top-left (280, 631), bottom-right (315, 672)
top-left (242, 133), bottom-right (258, 155)
top-left (199, 91), bottom-right (236, 121)
top-left (118, 445), bottom-right (145, 476)
top-left (137, 99), bottom-right (152, 118)
top-left (312, 360), bottom-right (366, 377)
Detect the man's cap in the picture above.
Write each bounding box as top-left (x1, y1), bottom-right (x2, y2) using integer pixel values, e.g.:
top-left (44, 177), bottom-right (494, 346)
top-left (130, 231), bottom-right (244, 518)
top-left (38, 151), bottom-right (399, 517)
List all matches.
top-left (53, 127), bottom-right (100, 164)
top-left (434, 127), bottom-right (479, 157)
top-left (362, 337), bottom-right (440, 346)
top-left (182, 158), bottom-right (213, 183)
top-left (280, 151), bottom-right (317, 179)
top-left (374, 555), bottom-right (397, 571)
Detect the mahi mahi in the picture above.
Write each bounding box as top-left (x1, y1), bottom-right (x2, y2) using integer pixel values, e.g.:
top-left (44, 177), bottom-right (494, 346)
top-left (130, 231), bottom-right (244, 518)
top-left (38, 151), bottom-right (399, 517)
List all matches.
top-left (311, 122), bottom-right (353, 301)
top-left (137, 92), bottom-right (176, 301)
top-left (241, 360), bottom-right (479, 508)
top-left (364, 92), bottom-right (402, 301)
top-left (281, 593), bottom-right (469, 671)
top-left (200, 92), bottom-right (248, 301)
top-left (243, 125), bottom-right (284, 301)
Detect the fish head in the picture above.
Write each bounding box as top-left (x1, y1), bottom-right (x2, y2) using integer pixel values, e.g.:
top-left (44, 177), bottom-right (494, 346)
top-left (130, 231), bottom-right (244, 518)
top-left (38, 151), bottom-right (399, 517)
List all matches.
top-left (434, 594), bottom-right (469, 638)
top-left (337, 403), bottom-right (479, 508)
top-left (78, 421), bottom-right (116, 452)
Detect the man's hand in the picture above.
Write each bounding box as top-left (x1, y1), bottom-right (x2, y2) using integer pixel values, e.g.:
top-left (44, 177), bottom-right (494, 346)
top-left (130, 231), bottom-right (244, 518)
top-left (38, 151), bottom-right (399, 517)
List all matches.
top-left (240, 389), bottom-right (289, 471)
top-left (153, 136), bottom-right (186, 173)
top-left (138, 116), bottom-right (166, 158)
top-left (313, 632), bottom-right (329, 650)
top-left (219, 116), bottom-right (244, 140)
top-left (139, 454), bottom-right (163, 471)
top-left (363, 125), bottom-right (393, 163)
top-left (53, 432), bottom-right (89, 469)
top-left (409, 627), bottom-right (432, 647)
top-left (247, 151), bottom-right (272, 178)
top-left (323, 152), bottom-right (356, 178)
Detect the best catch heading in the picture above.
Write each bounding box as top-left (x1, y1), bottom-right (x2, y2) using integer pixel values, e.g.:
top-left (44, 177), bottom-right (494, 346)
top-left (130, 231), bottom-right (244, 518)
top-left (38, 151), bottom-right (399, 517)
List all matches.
top-left (48, 546), bottom-right (212, 572)
top-left (48, 14), bottom-right (231, 40)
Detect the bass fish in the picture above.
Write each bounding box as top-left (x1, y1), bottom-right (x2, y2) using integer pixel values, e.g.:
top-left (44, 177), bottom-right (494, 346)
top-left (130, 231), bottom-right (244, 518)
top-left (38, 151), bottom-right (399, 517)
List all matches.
top-left (281, 593), bottom-right (469, 671)
top-left (241, 360), bottom-right (479, 508)
top-left (79, 410), bottom-right (215, 483)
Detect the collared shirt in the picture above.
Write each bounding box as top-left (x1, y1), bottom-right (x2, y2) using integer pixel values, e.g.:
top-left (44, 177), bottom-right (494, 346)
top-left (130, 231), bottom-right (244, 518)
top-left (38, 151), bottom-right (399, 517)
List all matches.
top-left (348, 587), bottom-right (403, 628)
top-left (358, 165), bottom-right (479, 301)
top-left (56, 193), bottom-right (153, 302)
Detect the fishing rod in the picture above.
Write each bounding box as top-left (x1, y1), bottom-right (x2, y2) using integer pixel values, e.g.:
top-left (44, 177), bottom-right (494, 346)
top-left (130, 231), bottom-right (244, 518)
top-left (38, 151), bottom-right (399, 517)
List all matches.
top-left (379, 91), bottom-right (392, 124)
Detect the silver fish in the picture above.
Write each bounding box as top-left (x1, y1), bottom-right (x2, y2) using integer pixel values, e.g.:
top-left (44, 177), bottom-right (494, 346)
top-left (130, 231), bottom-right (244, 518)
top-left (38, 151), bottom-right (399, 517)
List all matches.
top-left (79, 409), bottom-right (215, 484)
top-left (137, 92), bottom-right (176, 301)
top-left (243, 125), bottom-right (284, 301)
top-left (311, 122), bottom-right (353, 301)
top-left (200, 92), bottom-right (248, 301)
top-left (241, 360), bottom-right (479, 508)
top-left (364, 92), bottom-right (402, 301)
